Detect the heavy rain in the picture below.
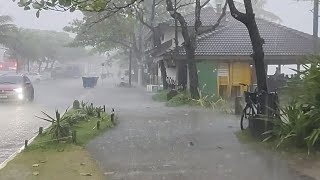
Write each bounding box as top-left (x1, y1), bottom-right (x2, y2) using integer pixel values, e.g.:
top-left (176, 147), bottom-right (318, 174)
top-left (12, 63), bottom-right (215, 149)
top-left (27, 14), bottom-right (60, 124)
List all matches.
top-left (0, 0), bottom-right (319, 179)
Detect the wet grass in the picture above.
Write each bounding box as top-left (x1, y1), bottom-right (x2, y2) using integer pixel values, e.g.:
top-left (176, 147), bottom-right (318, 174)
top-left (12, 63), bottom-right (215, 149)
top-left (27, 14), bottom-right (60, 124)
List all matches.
top-left (152, 90), bottom-right (169, 102)
top-left (0, 145), bottom-right (105, 180)
top-left (0, 110), bottom-right (114, 179)
top-left (27, 112), bottom-right (114, 151)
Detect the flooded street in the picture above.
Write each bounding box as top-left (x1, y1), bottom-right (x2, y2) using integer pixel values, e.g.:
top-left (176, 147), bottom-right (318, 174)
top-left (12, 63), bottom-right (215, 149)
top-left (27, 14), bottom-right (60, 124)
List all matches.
top-left (0, 79), bottom-right (316, 179)
top-left (85, 82), bottom-right (314, 180)
top-left (0, 79), bottom-right (91, 164)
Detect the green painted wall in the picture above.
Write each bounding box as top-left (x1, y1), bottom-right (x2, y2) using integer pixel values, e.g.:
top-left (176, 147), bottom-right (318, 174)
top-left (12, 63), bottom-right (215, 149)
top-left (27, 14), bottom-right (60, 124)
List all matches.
top-left (197, 61), bottom-right (218, 96)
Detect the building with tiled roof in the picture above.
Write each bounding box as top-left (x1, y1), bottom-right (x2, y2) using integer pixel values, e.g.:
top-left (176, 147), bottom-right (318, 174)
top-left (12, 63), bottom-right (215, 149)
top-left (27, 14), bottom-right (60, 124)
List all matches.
top-left (148, 5), bottom-right (315, 97)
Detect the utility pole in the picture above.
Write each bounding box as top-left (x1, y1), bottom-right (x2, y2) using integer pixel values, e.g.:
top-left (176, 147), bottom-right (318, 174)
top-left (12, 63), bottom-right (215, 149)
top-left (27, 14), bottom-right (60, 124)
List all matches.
top-left (314, 0), bottom-right (319, 53)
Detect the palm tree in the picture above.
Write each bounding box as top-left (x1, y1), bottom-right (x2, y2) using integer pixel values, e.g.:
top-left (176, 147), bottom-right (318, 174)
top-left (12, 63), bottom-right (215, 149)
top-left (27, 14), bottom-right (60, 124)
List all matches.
top-left (0, 15), bottom-right (17, 48)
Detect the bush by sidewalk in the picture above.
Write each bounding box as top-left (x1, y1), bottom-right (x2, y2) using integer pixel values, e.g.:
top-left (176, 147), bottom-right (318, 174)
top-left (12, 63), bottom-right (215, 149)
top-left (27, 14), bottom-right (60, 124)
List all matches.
top-left (152, 89), bottom-right (233, 113)
top-left (0, 100), bottom-right (115, 180)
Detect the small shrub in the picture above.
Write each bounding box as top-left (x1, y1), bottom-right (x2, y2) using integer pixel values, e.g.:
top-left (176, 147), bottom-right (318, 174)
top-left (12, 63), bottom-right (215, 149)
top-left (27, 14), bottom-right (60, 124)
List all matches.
top-left (152, 90), bottom-right (169, 102)
top-left (36, 110), bottom-right (70, 140)
top-left (191, 87), bottom-right (216, 108)
top-left (84, 104), bottom-right (96, 116)
top-left (263, 100), bottom-right (320, 153)
top-left (63, 109), bottom-right (88, 125)
top-left (212, 98), bottom-right (233, 114)
top-left (167, 91), bottom-right (191, 107)
top-left (80, 101), bottom-right (88, 109)
top-left (95, 106), bottom-right (104, 118)
top-left (73, 100), bottom-right (80, 109)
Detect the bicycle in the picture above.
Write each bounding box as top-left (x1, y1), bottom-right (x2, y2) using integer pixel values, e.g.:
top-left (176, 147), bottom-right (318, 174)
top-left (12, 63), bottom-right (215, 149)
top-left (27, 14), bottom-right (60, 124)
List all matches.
top-left (239, 83), bottom-right (260, 130)
top-left (239, 83), bottom-right (280, 131)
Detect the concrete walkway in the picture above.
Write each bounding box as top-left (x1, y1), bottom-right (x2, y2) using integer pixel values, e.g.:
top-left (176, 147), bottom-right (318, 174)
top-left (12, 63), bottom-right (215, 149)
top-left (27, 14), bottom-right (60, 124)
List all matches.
top-left (86, 82), bottom-right (313, 180)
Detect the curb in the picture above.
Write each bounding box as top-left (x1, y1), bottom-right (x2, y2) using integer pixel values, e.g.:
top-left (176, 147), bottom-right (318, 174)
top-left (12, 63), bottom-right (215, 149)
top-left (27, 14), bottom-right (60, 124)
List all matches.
top-left (0, 125), bottom-right (50, 170)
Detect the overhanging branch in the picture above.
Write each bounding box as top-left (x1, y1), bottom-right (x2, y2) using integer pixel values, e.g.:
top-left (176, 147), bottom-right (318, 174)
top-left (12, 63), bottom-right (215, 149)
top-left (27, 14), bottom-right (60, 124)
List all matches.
top-left (227, 0), bottom-right (247, 24)
top-left (200, 0), bottom-right (210, 8)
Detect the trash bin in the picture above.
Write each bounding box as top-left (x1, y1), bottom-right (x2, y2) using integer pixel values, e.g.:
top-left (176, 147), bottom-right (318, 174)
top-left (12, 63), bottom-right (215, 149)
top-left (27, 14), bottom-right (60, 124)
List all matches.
top-left (82, 76), bottom-right (98, 88)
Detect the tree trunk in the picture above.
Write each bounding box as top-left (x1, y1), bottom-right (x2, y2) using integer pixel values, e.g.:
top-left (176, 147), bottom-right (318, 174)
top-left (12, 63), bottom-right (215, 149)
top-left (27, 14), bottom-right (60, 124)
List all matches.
top-left (176, 61), bottom-right (187, 88)
top-left (129, 47), bottom-right (132, 86)
top-left (38, 61), bottom-right (42, 73)
top-left (227, 0), bottom-right (268, 93)
top-left (159, 60), bottom-right (168, 89)
top-left (313, 0), bottom-right (319, 53)
top-left (246, 18), bottom-right (268, 93)
top-left (186, 50), bottom-right (199, 99)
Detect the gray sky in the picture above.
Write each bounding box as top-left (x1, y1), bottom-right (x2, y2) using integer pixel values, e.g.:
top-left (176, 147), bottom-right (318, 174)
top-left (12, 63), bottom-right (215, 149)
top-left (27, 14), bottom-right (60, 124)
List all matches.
top-left (0, 0), bottom-right (315, 34)
top-left (0, 0), bottom-right (312, 75)
top-left (0, 0), bottom-right (82, 31)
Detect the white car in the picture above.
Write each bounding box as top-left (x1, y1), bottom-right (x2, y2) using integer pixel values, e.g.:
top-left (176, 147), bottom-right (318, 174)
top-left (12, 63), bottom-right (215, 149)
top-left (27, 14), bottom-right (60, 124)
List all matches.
top-left (25, 72), bottom-right (42, 83)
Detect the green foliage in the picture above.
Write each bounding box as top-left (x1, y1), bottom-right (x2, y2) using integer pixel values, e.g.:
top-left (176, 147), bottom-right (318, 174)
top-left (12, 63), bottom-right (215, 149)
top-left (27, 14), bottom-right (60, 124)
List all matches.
top-left (63, 12), bottom-right (135, 53)
top-left (265, 56), bottom-right (320, 153)
top-left (36, 110), bottom-right (70, 140)
top-left (167, 91), bottom-right (191, 107)
top-left (84, 104), bottom-right (96, 116)
top-left (80, 100), bottom-right (88, 109)
top-left (0, 15), bottom-right (17, 48)
top-left (212, 97), bottom-right (233, 114)
top-left (72, 100), bottom-right (80, 109)
top-left (62, 109), bottom-right (88, 125)
top-left (152, 90), bottom-right (169, 102)
top-left (95, 106), bottom-right (104, 118)
top-left (191, 85), bottom-right (218, 108)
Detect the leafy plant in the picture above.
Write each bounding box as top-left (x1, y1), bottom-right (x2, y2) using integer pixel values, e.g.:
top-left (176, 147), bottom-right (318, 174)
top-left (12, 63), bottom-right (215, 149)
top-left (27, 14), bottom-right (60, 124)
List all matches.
top-left (167, 91), bottom-right (191, 107)
top-left (95, 106), bottom-right (104, 118)
top-left (192, 85), bottom-right (211, 107)
top-left (152, 90), bottom-right (169, 102)
top-left (84, 104), bottom-right (96, 116)
top-left (263, 100), bottom-right (320, 153)
top-left (212, 98), bottom-right (233, 114)
top-left (36, 110), bottom-right (70, 140)
top-left (63, 110), bottom-right (88, 125)
top-left (80, 100), bottom-right (88, 109)
top-left (263, 56), bottom-right (320, 153)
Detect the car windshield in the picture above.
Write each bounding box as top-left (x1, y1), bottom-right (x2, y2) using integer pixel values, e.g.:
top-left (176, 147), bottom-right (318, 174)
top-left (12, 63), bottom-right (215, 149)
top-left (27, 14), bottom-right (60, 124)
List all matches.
top-left (0, 76), bottom-right (22, 84)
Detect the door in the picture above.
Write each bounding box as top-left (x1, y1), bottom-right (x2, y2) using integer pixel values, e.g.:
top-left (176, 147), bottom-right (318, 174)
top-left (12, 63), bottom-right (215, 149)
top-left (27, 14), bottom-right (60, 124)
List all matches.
top-left (197, 61), bottom-right (218, 96)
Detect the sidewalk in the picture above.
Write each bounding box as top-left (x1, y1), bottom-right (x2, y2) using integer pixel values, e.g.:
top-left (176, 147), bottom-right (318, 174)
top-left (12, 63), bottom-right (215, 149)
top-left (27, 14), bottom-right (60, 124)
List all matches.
top-left (86, 82), bottom-right (314, 180)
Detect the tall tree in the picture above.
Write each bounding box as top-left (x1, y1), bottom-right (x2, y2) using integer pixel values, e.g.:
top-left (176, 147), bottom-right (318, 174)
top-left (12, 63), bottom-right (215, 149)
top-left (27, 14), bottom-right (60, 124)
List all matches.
top-left (0, 15), bottom-right (17, 48)
top-left (227, 0), bottom-right (268, 113)
top-left (231, 0), bottom-right (281, 22)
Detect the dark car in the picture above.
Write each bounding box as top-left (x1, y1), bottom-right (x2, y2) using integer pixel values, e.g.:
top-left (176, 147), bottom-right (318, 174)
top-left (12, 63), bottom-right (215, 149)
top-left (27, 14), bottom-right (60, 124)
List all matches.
top-left (51, 66), bottom-right (82, 79)
top-left (0, 74), bottom-right (34, 102)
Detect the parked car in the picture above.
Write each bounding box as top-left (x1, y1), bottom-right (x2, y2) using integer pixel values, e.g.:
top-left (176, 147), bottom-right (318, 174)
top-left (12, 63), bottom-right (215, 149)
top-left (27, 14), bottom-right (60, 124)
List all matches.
top-left (25, 72), bottom-right (42, 83)
top-left (0, 74), bottom-right (34, 102)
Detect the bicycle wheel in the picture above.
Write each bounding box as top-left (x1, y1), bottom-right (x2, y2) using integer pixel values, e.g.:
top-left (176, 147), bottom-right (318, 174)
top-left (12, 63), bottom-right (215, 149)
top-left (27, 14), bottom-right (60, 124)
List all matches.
top-left (240, 105), bottom-right (253, 130)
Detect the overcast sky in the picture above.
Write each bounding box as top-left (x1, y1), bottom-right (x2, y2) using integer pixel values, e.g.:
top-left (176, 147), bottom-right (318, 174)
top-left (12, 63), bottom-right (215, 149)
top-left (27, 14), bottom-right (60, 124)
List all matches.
top-left (0, 0), bottom-right (316, 34)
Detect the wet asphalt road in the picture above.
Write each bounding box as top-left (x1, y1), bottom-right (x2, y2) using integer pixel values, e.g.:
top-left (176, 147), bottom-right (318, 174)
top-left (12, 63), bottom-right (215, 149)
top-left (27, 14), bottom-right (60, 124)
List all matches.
top-left (0, 78), bottom-right (91, 164)
top-left (86, 83), bottom-right (314, 180)
top-left (0, 79), bottom-right (315, 180)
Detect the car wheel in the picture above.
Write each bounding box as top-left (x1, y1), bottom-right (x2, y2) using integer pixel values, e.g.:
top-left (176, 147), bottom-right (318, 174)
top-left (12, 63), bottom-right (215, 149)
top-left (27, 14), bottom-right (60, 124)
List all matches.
top-left (27, 90), bottom-right (34, 103)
